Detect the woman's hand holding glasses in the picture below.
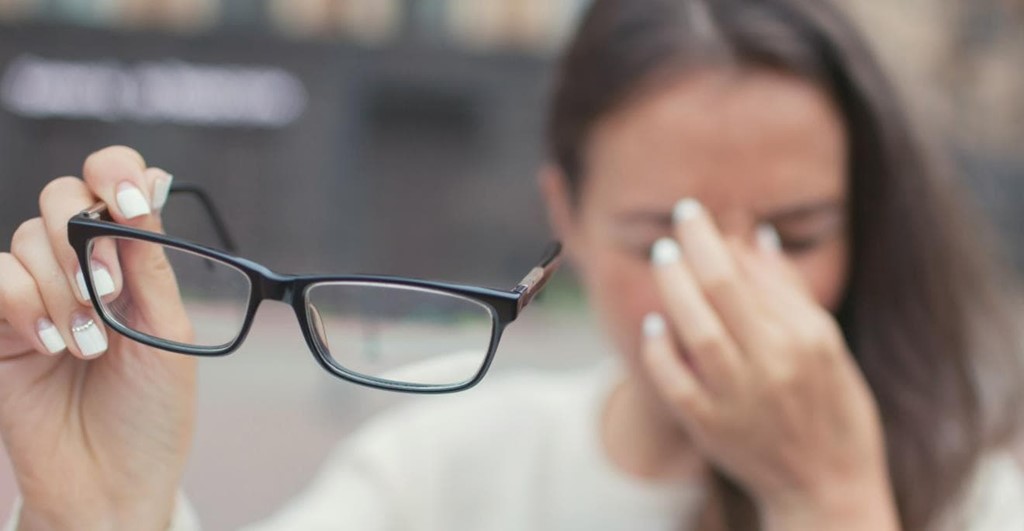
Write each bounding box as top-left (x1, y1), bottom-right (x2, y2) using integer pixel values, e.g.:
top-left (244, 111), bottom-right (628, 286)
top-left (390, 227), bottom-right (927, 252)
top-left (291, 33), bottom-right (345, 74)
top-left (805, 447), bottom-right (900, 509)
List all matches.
top-left (0, 146), bottom-right (194, 530)
top-left (0, 144), bottom-right (560, 529)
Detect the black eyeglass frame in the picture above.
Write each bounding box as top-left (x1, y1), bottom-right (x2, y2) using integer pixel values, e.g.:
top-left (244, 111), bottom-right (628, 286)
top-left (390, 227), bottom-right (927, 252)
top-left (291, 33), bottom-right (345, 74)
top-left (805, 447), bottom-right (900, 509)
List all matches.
top-left (67, 185), bottom-right (562, 394)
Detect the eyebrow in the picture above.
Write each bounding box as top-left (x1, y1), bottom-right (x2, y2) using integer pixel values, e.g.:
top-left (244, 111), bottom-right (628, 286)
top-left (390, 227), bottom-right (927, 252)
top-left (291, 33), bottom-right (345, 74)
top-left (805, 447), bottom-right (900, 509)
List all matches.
top-left (613, 199), bottom-right (843, 227)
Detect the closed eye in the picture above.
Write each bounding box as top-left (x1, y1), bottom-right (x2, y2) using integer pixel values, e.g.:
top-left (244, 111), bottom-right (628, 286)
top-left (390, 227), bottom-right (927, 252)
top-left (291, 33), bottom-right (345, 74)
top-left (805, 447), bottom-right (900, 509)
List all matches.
top-left (778, 233), bottom-right (832, 255)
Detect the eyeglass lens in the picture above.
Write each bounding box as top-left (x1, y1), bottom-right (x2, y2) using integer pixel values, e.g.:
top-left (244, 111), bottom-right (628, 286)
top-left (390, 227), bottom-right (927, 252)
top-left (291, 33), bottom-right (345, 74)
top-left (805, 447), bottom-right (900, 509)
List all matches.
top-left (87, 236), bottom-right (251, 349)
top-left (86, 236), bottom-right (497, 387)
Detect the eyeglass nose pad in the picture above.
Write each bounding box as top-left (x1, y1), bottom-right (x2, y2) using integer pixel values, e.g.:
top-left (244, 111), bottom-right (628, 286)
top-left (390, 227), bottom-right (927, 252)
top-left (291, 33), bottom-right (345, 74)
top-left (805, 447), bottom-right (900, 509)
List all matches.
top-left (308, 303), bottom-right (331, 352)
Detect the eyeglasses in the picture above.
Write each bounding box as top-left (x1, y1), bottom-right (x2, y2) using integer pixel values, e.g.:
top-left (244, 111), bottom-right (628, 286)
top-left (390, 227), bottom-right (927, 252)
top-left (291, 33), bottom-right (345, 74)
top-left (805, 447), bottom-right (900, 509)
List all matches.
top-left (67, 184), bottom-right (562, 394)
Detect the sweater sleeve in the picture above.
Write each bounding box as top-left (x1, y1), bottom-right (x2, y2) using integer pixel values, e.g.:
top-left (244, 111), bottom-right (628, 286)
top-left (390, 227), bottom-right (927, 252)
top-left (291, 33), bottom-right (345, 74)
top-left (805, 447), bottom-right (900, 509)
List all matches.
top-left (2, 497), bottom-right (19, 531)
top-left (3, 491), bottom-right (200, 531)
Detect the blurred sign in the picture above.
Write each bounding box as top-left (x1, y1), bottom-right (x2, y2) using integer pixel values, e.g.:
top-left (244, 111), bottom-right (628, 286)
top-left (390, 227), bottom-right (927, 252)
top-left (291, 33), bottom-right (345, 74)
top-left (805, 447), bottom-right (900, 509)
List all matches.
top-left (1, 54), bottom-right (307, 127)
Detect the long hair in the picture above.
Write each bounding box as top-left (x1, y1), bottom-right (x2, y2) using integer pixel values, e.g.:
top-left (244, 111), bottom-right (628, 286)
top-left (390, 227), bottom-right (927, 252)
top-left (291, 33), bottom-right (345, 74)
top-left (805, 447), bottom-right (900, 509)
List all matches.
top-left (546, 0), bottom-right (1024, 529)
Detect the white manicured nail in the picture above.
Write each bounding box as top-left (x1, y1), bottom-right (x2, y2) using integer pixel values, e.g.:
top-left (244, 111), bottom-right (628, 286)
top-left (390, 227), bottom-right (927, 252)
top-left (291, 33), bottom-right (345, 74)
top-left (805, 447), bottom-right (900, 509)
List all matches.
top-left (116, 182), bottom-right (151, 219)
top-left (672, 198), bottom-right (702, 225)
top-left (153, 174), bottom-right (173, 210)
top-left (643, 313), bottom-right (666, 338)
top-left (71, 314), bottom-right (107, 358)
top-left (37, 318), bottom-right (66, 354)
top-left (651, 238), bottom-right (682, 266)
top-left (75, 263), bottom-right (115, 301)
top-left (757, 223), bottom-right (782, 253)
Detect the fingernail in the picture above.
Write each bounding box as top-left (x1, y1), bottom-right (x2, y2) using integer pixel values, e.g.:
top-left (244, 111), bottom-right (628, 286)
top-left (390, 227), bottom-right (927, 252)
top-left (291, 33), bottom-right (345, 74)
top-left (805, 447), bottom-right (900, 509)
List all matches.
top-left (672, 198), bottom-right (702, 225)
top-left (757, 223), bottom-right (782, 254)
top-left (651, 238), bottom-right (682, 266)
top-left (71, 314), bottom-right (106, 358)
top-left (75, 263), bottom-right (116, 301)
top-left (37, 318), bottom-right (66, 354)
top-left (153, 174), bottom-right (173, 210)
top-left (643, 313), bottom-right (666, 338)
top-left (116, 182), bottom-right (151, 219)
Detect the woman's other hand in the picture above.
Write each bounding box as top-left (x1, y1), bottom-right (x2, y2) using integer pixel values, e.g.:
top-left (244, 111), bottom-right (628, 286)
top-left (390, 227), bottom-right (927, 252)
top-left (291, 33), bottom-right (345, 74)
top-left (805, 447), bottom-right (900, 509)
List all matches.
top-left (642, 198), bottom-right (899, 531)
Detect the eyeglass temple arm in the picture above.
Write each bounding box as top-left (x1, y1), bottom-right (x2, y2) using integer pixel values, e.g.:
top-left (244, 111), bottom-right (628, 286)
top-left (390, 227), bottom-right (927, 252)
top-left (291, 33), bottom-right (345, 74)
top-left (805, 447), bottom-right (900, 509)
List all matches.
top-left (167, 184), bottom-right (239, 253)
top-left (79, 184), bottom-right (238, 253)
top-left (514, 242), bottom-right (562, 312)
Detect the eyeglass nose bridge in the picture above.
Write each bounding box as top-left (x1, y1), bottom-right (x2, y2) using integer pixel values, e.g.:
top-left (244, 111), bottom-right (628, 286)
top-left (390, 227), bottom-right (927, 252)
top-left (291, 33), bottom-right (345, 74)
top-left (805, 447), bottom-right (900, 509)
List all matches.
top-left (251, 272), bottom-right (302, 306)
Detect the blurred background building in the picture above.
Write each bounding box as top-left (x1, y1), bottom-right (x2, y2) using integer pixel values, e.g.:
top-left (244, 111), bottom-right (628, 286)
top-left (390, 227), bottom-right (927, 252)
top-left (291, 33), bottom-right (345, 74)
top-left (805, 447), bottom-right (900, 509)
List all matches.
top-left (0, 1), bottom-right (1021, 528)
top-left (1, 0), bottom-right (1022, 276)
top-left (0, 0), bottom-right (590, 289)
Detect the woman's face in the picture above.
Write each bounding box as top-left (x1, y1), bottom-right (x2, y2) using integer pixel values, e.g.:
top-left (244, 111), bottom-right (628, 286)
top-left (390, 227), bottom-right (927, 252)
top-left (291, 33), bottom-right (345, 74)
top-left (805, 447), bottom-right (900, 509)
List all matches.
top-left (543, 69), bottom-right (850, 371)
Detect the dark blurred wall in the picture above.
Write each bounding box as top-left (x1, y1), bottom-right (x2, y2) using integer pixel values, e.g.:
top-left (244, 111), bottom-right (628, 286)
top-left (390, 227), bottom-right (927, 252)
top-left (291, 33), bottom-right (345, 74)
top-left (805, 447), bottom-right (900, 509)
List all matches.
top-left (2, 14), bottom-right (1022, 286)
top-left (0, 23), bottom-right (554, 287)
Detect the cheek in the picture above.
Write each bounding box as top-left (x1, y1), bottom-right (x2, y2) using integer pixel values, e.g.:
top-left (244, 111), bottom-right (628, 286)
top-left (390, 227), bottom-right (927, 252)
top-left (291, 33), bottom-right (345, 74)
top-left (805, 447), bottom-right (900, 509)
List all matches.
top-left (575, 247), bottom-right (660, 369)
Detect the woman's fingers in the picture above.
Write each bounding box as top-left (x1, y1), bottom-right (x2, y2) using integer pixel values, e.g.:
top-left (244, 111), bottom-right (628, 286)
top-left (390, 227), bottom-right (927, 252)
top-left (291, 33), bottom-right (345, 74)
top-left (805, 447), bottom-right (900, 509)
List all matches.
top-left (38, 165), bottom-right (169, 309)
top-left (38, 159), bottom-right (186, 352)
top-left (38, 177), bottom-right (121, 306)
top-left (81, 146), bottom-right (154, 225)
top-left (733, 237), bottom-right (848, 372)
top-left (7, 155), bottom-right (173, 361)
top-left (750, 224), bottom-right (816, 303)
top-left (9, 219), bottom-right (107, 359)
top-left (672, 199), bottom-right (775, 356)
top-left (0, 321), bottom-right (33, 358)
top-left (641, 312), bottom-right (712, 424)
top-left (650, 238), bottom-right (744, 394)
top-left (0, 252), bottom-right (63, 357)
top-left (80, 146), bottom-right (172, 235)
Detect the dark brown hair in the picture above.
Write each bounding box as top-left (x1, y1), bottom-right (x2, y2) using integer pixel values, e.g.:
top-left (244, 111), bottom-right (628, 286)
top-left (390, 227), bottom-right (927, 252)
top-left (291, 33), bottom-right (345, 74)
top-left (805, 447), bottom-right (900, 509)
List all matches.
top-left (547, 0), bottom-right (1024, 529)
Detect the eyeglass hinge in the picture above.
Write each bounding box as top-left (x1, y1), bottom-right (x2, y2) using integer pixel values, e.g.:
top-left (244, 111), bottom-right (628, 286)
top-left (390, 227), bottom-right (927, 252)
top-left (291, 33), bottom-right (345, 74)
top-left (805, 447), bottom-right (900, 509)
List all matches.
top-left (515, 267), bottom-right (546, 311)
top-left (82, 201), bottom-right (108, 220)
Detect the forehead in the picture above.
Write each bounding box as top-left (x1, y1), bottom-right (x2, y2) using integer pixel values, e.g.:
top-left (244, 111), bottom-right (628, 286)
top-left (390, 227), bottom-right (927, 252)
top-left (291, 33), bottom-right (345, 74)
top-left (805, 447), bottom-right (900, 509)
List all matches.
top-left (582, 69), bottom-right (848, 217)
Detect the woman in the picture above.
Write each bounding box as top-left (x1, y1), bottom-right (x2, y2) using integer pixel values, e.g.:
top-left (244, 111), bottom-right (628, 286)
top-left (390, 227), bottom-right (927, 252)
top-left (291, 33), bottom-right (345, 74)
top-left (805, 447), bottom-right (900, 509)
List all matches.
top-left (1, 0), bottom-right (1022, 529)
